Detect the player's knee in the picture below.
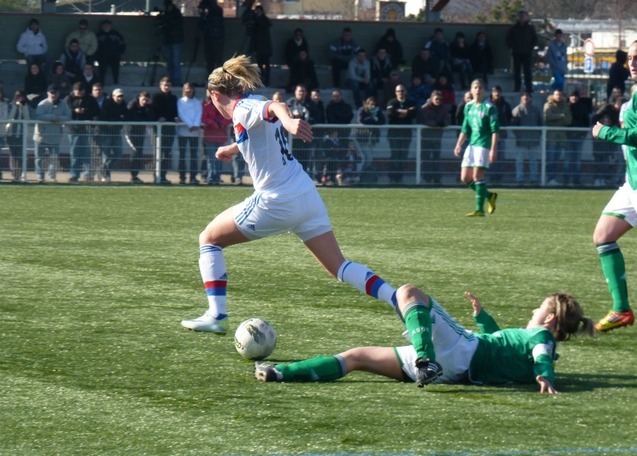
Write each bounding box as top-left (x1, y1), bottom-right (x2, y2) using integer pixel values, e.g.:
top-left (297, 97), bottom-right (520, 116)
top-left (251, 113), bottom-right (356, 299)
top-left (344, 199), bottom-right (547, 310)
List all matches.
top-left (396, 284), bottom-right (429, 310)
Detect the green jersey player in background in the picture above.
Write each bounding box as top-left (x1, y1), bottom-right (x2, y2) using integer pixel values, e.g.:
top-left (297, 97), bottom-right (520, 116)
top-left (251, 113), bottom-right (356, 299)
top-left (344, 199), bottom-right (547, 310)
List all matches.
top-left (591, 40), bottom-right (637, 332)
top-left (256, 283), bottom-right (595, 393)
top-left (454, 79), bottom-right (500, 217)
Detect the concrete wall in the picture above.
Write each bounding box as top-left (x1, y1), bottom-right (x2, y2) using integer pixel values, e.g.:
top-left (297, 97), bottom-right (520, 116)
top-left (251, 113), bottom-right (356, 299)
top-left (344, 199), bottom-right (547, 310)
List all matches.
top-left (1, 13), bottom-right (511, 69)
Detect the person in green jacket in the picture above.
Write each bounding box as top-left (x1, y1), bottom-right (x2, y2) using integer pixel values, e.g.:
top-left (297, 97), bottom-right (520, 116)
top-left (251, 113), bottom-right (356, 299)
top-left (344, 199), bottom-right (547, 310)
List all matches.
top-left (256, 283), bottom-right (595, 394)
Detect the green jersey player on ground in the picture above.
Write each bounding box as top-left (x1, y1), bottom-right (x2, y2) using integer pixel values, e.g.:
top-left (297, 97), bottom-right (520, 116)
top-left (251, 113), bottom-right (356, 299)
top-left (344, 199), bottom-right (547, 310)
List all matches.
top-left (256, 284), bottom-right (595, 393)
top-left (454, 79), bottom-right (500, 217)
top-left (591, 40), bottom-right (637, 332)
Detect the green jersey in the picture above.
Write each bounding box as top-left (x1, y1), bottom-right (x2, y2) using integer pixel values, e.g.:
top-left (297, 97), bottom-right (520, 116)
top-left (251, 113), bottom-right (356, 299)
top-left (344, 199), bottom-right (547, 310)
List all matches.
top-left (461, 99), bottom-right (500, 149)
top-left (598, 90), bottom-right (637, 189)
top-left (469, 310), bottom-right (557, 385)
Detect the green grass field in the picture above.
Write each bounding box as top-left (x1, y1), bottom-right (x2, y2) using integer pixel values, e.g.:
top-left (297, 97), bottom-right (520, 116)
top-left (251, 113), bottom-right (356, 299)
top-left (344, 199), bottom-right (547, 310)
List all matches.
top-left (2, 186), bottom-right (637, 456)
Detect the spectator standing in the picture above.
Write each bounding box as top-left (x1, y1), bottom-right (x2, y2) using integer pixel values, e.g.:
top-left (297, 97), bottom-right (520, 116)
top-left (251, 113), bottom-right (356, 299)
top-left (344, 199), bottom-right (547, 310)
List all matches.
top-left (566, 90), bottom-right (592, 186)
top-left (125, 91), bottom-right (155, 184)
top-left (59, 39), bottom-right (86, 83)
top-left (251, 5), bottom-right (273, 87)
top-left (347, 49), bottom-right (373, 109)
top-left (489, 85), bottom-right (513, 183)
top-left (307, 89), bottom-right (326, 125)
top-left (66, 81), bottom-right (100, 183)
top-left (376, 28), bottom-right (404, 67)
top-left (286, 85), bottom-right (313, 174)
top-left (177, 83), bottom-right (202, 185)
top-left (201, 94), bottom-right (231, 185)
top-left (606, 50), bottom-right (630, 101)
top-left (16, 18), bottom-right (48, 71)
top-left (160, 0), bottom-right (184, 86)
top-left (506, 8), bottom-right (538, 93)
top-left (545, 29), bottom-right (568, 92)
top-left (591, 100), bottom-right (621, 187)
top-left (386, 84), bottom-right (417, 184)
top-left (33, 86), bottom-right (71, 183)
top-left (77, 62), bottom-right (101, 93)
top-left (240, 0), bottom-right (257, 55)
top-left (449, 32), bottom-right (472, 90)
top-left (469, 31), bottom-right (493, 86)
top-left (91, 82), bottom-right (108, 109)
top-left (511, 91), bottom-right (542, 184)
top-left (0, 89), bottom-right (8, 180)
top-left (328, 27), bottom-right (361, 88)
top-left (370, 48), bottom-right (394, 101)
top-left (424, 28), bottom-right (451, 77)
top-left (411, 47), bottom-right (439, 83)
top-left (456, 90), bottom-right (472, 125)
top-left (432, 74), bottom-right (456, 115)
top-left (325, 88), bottom-right (354, 143)
top-left (418, 90), bottom-right (451, 184)
top-left (356, 95), bottom-right (385, 152)
top-left (95, 20), bottom-right (126, 85)
top-left (284, 28), bottom-right (309, 68)
top-left (47, 61), bottom-right (73, 99)
top-left (543, 89), bottom-right (572, 185)
top-left (198, 0), bottom-right (225, 75)
top-left (153, 77), bottom-right (179, 184)
top-left (287, 50), bottom-right (318, 93)
top-left (24, 63), bottom-right (48, 112)
top-left (98, 88), bottom-right (128, 183)
top-left (89, 82), bottom-right (107, 180)
top-left (65, 19), bottom-right (98, 64)
top-left (6, 90), bottom-right (30, 182)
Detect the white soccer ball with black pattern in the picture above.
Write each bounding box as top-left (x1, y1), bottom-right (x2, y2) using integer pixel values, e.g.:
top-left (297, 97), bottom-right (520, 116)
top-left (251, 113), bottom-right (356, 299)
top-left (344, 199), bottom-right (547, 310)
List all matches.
top-left (234, 318), bottom-right (277, 360)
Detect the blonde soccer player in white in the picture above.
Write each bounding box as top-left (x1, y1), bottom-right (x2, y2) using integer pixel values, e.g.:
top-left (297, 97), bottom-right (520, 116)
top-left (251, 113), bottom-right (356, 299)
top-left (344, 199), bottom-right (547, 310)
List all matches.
top-left (181, 55), bottom-right (397, 333)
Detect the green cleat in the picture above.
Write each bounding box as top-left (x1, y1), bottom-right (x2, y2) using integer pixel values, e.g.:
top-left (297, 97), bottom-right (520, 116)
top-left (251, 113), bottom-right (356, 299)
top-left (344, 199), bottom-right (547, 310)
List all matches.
top-left (466, 210), bottom-right (485, 217)
top-left (487, 192), bottom-right (498, 214)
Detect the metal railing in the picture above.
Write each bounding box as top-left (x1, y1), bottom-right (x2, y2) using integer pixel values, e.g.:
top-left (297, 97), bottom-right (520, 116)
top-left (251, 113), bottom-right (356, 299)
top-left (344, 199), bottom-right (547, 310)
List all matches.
top-left (1, 120), bottom-right (620, 187)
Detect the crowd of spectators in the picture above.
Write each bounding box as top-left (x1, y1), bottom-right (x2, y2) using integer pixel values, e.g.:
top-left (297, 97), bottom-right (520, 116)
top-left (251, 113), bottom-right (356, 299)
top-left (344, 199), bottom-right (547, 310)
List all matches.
top-left (0, 10), bottom-right (633, 186)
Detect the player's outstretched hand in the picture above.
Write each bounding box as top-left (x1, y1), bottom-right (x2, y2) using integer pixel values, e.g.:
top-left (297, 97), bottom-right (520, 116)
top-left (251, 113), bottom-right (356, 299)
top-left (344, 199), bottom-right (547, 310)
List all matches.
top-left (591, 121), bottom-right (604, 139)
top-left (281, 118), bottom-right (314, 143)
top-left (464, 291), bottom-right (482, 316)
top-left (537, 375), bottom-right (558, 394)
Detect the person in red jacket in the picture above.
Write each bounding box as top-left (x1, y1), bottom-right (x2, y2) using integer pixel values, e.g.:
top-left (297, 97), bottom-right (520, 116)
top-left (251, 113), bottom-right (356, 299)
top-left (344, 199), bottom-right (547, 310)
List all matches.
top-left (201, 94), bottom-right (232, 185)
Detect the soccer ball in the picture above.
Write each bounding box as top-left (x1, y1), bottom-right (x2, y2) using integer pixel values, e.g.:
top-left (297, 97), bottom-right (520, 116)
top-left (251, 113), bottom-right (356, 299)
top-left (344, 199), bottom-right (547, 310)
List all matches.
top-left (234, 318), bottom-right (277, 360)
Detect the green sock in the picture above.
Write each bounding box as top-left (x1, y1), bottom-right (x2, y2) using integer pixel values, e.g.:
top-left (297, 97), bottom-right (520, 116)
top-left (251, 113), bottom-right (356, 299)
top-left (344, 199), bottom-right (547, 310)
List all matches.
top-left (475, 181), bottom-right (489, 212)
top-left (275, 356), bottom-right (345, 382)
top-left (402, 301), bottom-right (435, 361)
top-left (598, 243), bottom-right (630, 312)
top-left (468, 181), bottom-right (476, 192)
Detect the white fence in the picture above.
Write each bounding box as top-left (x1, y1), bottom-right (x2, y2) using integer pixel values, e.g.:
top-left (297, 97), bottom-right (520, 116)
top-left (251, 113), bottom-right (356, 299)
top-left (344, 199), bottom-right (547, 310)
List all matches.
top-left (0, 120), bottom-right (620, 187)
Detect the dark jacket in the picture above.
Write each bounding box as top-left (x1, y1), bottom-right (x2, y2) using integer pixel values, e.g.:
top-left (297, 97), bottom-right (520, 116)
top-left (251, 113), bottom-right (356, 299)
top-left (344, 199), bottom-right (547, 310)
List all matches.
top-left (127, 98), bottom-right (155, 138)
top-left (99, 97), bottom-right (129, 135)
top-left (67, 93), bottom-right (100, 133)
top-left (326, 100), bottom-right (354, 124)
top-left (506, 21), bottom-right (537, 56)
top-left (160, 6), bottom-right (184, 45)
top-left (96, 29), bottom-right (126, 61)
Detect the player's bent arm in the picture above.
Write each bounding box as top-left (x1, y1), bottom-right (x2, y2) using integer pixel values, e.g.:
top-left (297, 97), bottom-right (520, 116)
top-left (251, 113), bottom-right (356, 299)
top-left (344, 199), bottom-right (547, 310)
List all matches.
top-left (597, 124), bottom-right (637, 147)
top-left (267, 101), bottom-right (313, 142)
top-left (215, 143), bottom-right (239, 161)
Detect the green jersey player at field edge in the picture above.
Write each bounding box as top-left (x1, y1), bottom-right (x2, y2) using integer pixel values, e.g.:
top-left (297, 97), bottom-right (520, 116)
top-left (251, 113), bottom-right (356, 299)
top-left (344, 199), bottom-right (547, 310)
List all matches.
top-left (591, 40), bottom-right (637, 332)
top-left (256, 283), bottom-right (595, 394)
top-left (454, 79), bottom-right (500, 217)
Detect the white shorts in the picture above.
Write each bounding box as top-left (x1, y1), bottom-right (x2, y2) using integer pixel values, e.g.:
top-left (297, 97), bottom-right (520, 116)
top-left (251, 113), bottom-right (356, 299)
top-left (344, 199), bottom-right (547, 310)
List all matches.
top-left (601, 182), bottom-right (637, 227)
top-left (232, 188), bottom-right (332, 242)
top-left (395, 298), bottom-right (479, 384)
top-left (461, 145), bottom-right (490, 169)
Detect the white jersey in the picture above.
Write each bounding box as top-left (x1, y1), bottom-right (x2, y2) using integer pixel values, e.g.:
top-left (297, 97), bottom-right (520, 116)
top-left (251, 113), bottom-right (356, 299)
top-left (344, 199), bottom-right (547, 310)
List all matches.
top-left (233, 94), bottom-right (313, 195)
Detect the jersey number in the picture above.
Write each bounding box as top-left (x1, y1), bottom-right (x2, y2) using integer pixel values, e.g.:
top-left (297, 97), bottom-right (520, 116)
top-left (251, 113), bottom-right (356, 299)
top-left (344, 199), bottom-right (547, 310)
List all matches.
top-left (274, 126), bottom-right (294, 165)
